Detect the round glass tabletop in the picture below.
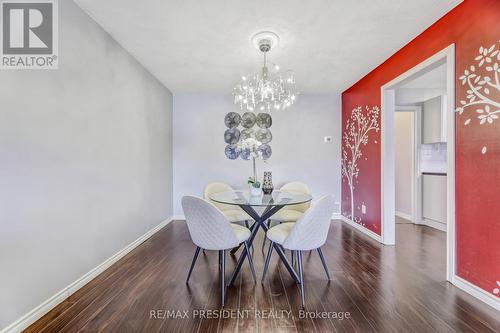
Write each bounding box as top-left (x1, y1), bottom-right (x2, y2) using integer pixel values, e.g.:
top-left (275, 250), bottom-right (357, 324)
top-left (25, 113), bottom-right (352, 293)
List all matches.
top-left (209, 190), bottom-right (312, 207)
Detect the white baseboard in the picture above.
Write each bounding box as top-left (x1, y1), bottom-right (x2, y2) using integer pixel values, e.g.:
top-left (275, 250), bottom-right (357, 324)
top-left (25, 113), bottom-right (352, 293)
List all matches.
top-left (419, 218), bottom-right (447, 232)
top-left (341, 216), bottom-right (382, 242)
top-left (452, 276), bottom-right (500, 311)
top-left (395, 211), bottom-right (413, 222)
top-left (331, 213), bottom-right (342, 220)
top-left (1, 217), bottom-right (175, 333)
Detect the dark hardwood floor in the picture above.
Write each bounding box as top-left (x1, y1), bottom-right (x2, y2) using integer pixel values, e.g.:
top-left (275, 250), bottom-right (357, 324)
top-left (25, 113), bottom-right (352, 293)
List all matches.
top-left (26, 220), bottom-right (500, 333)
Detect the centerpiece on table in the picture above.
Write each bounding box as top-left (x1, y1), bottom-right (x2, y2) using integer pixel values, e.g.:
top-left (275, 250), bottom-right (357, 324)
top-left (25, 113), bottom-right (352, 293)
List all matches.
top-left (237, 138), bottom-right (264, 196)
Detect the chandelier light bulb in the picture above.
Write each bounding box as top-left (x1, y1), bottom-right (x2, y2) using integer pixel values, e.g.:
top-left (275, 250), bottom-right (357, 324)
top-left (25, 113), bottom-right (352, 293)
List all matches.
top-left (233, 32), bottom-right (298, 112)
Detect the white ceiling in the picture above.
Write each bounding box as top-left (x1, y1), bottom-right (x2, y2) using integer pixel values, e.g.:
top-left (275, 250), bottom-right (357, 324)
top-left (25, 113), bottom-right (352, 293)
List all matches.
top-left (399, 62), bottom-right (447, 90)
top-left (75, 0), bottom-right (461, 93)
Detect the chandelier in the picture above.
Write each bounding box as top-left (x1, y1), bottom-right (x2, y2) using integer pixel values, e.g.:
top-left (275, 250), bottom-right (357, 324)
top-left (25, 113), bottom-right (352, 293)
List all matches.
top-left (233, 32), bottom-right (297, 112)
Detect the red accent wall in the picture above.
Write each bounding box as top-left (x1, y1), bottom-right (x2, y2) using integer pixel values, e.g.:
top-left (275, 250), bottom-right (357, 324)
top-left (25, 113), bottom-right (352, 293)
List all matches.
top-left (342, 0), bottom-right (500, 297)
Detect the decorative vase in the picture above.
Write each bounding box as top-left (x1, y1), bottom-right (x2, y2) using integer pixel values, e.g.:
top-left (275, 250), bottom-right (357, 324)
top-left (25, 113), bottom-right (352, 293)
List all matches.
top-left (262, 171), bottom-right (274, 194)
top-left (249, 185), bottom-right (262, 196)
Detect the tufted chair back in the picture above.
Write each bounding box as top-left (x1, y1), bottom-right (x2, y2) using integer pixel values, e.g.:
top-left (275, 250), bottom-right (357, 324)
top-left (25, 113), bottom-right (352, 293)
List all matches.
top-left (204, 182), bottom-right (235, 211)
top-left (280, 181), bottom-right (311, 212)
top-left (283, 195), bottom-right (335, 250)
top-left (181, 196), bottom-right (239, 250)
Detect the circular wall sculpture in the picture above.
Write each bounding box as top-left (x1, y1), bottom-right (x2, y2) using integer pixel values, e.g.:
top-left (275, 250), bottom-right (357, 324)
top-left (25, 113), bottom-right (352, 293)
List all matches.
top-left (256, 113), bottom-right (272, 128)
top-left (255, 128), bottom-right (272, 144)
top-left (241, 112), bottom-right (257, 128)
top-left (240, 148), bottom-right (252, 160)
top-left (224, 128), bottom-right (240, 144)
top-left (258, 144), bottom-right (272, 160)
top-left (223, 111), bottom-right (273, 160)
top-left (225, 144), bottom-right (240, 159)
top-left (224, 112), bottom-right (241, 128)
top-left (241, 128), bottom-right (254, 140)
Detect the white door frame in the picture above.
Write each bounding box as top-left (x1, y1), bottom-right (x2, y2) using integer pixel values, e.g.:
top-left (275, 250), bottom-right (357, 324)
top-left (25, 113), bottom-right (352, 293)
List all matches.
top-left (394, 106), bottom-right (421, 225)
top-left (380, 44), bottom-right (455, 282)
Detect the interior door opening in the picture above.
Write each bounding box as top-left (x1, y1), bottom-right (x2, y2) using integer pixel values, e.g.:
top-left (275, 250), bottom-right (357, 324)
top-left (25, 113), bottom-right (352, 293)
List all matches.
top-left (381, 45), bottom-right (455, 282)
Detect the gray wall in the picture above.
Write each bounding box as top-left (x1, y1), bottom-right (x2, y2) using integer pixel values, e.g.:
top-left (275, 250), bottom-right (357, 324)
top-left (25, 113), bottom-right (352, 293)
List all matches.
top-left (173, 93), bottom-right (341, 216)
top-left (0, 0), bottom-right (173, 329)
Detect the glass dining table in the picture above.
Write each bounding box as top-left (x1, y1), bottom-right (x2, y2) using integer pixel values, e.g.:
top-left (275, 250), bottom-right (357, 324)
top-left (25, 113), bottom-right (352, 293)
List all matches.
top-left (210, 190), bottom-right (312, 285)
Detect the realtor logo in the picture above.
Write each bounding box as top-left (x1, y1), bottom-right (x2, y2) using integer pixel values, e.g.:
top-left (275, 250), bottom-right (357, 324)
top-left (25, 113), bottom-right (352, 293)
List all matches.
top-left (1, 0), bottom-right (58, 69)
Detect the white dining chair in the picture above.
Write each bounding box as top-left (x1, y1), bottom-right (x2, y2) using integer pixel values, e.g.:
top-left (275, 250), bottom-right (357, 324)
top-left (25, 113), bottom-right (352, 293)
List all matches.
top-left (182, 196), bottom-right (256, 307)
top-left (262, 195), bottom-right (335, 307)
top-left (204, 182), bottom-right (252, 228)
top-left (262, 181), bottom-right (311, 249)
top-left (270, 181), bottom-right (311, 224)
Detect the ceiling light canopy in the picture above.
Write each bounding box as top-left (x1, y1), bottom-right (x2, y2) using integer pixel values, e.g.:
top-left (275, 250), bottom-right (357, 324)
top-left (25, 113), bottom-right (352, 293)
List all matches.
top-left (233, 31), bottom-right (298, 112)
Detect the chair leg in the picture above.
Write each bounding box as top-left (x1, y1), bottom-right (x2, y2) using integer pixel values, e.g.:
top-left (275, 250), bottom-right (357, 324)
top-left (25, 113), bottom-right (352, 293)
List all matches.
top-left (244, 241), bottom-right (256, 282)
top-left (297, 250), bottom-right (305, 308)
top-left (262, 241), bottom-right (274, 282)
top-left (244, 220), bottom-right (254, 252)
top-left (262, 220), bottom-right (271, 250)
top-left (317, 248), bottom-right (331, 281)
top-left (220, 250), bottom-right (226, 307)
top-left (291, 250), bottom-right (296, 268)
top-left (186, 246), bottom-right (201, 283)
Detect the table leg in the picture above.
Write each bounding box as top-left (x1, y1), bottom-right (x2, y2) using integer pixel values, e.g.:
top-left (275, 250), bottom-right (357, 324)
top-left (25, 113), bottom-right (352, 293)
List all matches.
top-left (260, 219), bottom-right (299, 283)
top-left (228, 204), bottom-right (299, 285)
top-left (227, 208), bottom-right (262, 286)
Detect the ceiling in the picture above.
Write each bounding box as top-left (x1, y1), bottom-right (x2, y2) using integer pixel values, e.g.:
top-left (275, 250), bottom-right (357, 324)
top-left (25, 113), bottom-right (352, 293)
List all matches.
top-left (75, 0), bottom-right (461, 94)
top-left (399, 62), bottom-right (447, 90)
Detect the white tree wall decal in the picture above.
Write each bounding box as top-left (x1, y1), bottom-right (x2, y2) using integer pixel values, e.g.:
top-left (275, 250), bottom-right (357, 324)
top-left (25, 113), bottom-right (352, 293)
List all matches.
top-left (456, 41), bottom-right (500, 154)
top-left (493, 280), bottom-right (500, 297)
top-left (341, 106), bottom-right (380, 223)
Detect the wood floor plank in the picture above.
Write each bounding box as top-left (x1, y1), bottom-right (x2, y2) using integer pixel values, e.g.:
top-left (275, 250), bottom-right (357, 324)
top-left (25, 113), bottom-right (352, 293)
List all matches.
top-left (252, 235), bottom-right (278, 333)
top-left (36, 253), bottom-right (152, 333)
top-left (218, 252), bottom-right (241, 333)
top-left (231, 263), bottom-right (257, 333)
top-left (268, 262), bottom-right (297, 331)
top-left (22, 301), bottom-right (76, 333)
top-left (24, 220), bottom-right (500, 333)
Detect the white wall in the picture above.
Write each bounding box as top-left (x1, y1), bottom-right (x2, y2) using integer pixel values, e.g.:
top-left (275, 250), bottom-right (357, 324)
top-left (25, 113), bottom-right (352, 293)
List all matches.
top-left (0, 1), bottom-right (173, 329)
top-left (173, 94), bottom-right (341, 215)
top-left (420, 143), bottom-right (447, 173)
top-left (395, 112), bottom-right (414, 217)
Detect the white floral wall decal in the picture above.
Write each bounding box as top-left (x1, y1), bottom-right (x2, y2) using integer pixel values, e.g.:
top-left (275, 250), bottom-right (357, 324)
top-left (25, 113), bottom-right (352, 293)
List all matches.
top-left (456, 41), bottom-right (500, 154)
top-left (494, 281), bottom-right (500, 296)
top-left (341, 106), bottom-right (380, 224)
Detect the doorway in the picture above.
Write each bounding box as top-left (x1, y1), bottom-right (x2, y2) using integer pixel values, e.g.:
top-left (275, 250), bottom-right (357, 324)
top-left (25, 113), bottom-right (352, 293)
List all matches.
top-left (380, 45), bottom-right (455, 282)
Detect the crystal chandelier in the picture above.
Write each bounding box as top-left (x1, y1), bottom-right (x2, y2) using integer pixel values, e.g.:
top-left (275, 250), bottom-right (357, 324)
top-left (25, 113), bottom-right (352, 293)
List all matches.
top-left (233, 32), bottom-right (297, 112)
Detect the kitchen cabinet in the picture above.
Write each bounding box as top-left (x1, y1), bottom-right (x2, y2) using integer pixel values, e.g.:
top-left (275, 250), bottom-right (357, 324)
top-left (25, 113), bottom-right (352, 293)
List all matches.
top-left (422, 95), bottom-right (447, 143)
top-left (422, 174), bottom-right (447, 224)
